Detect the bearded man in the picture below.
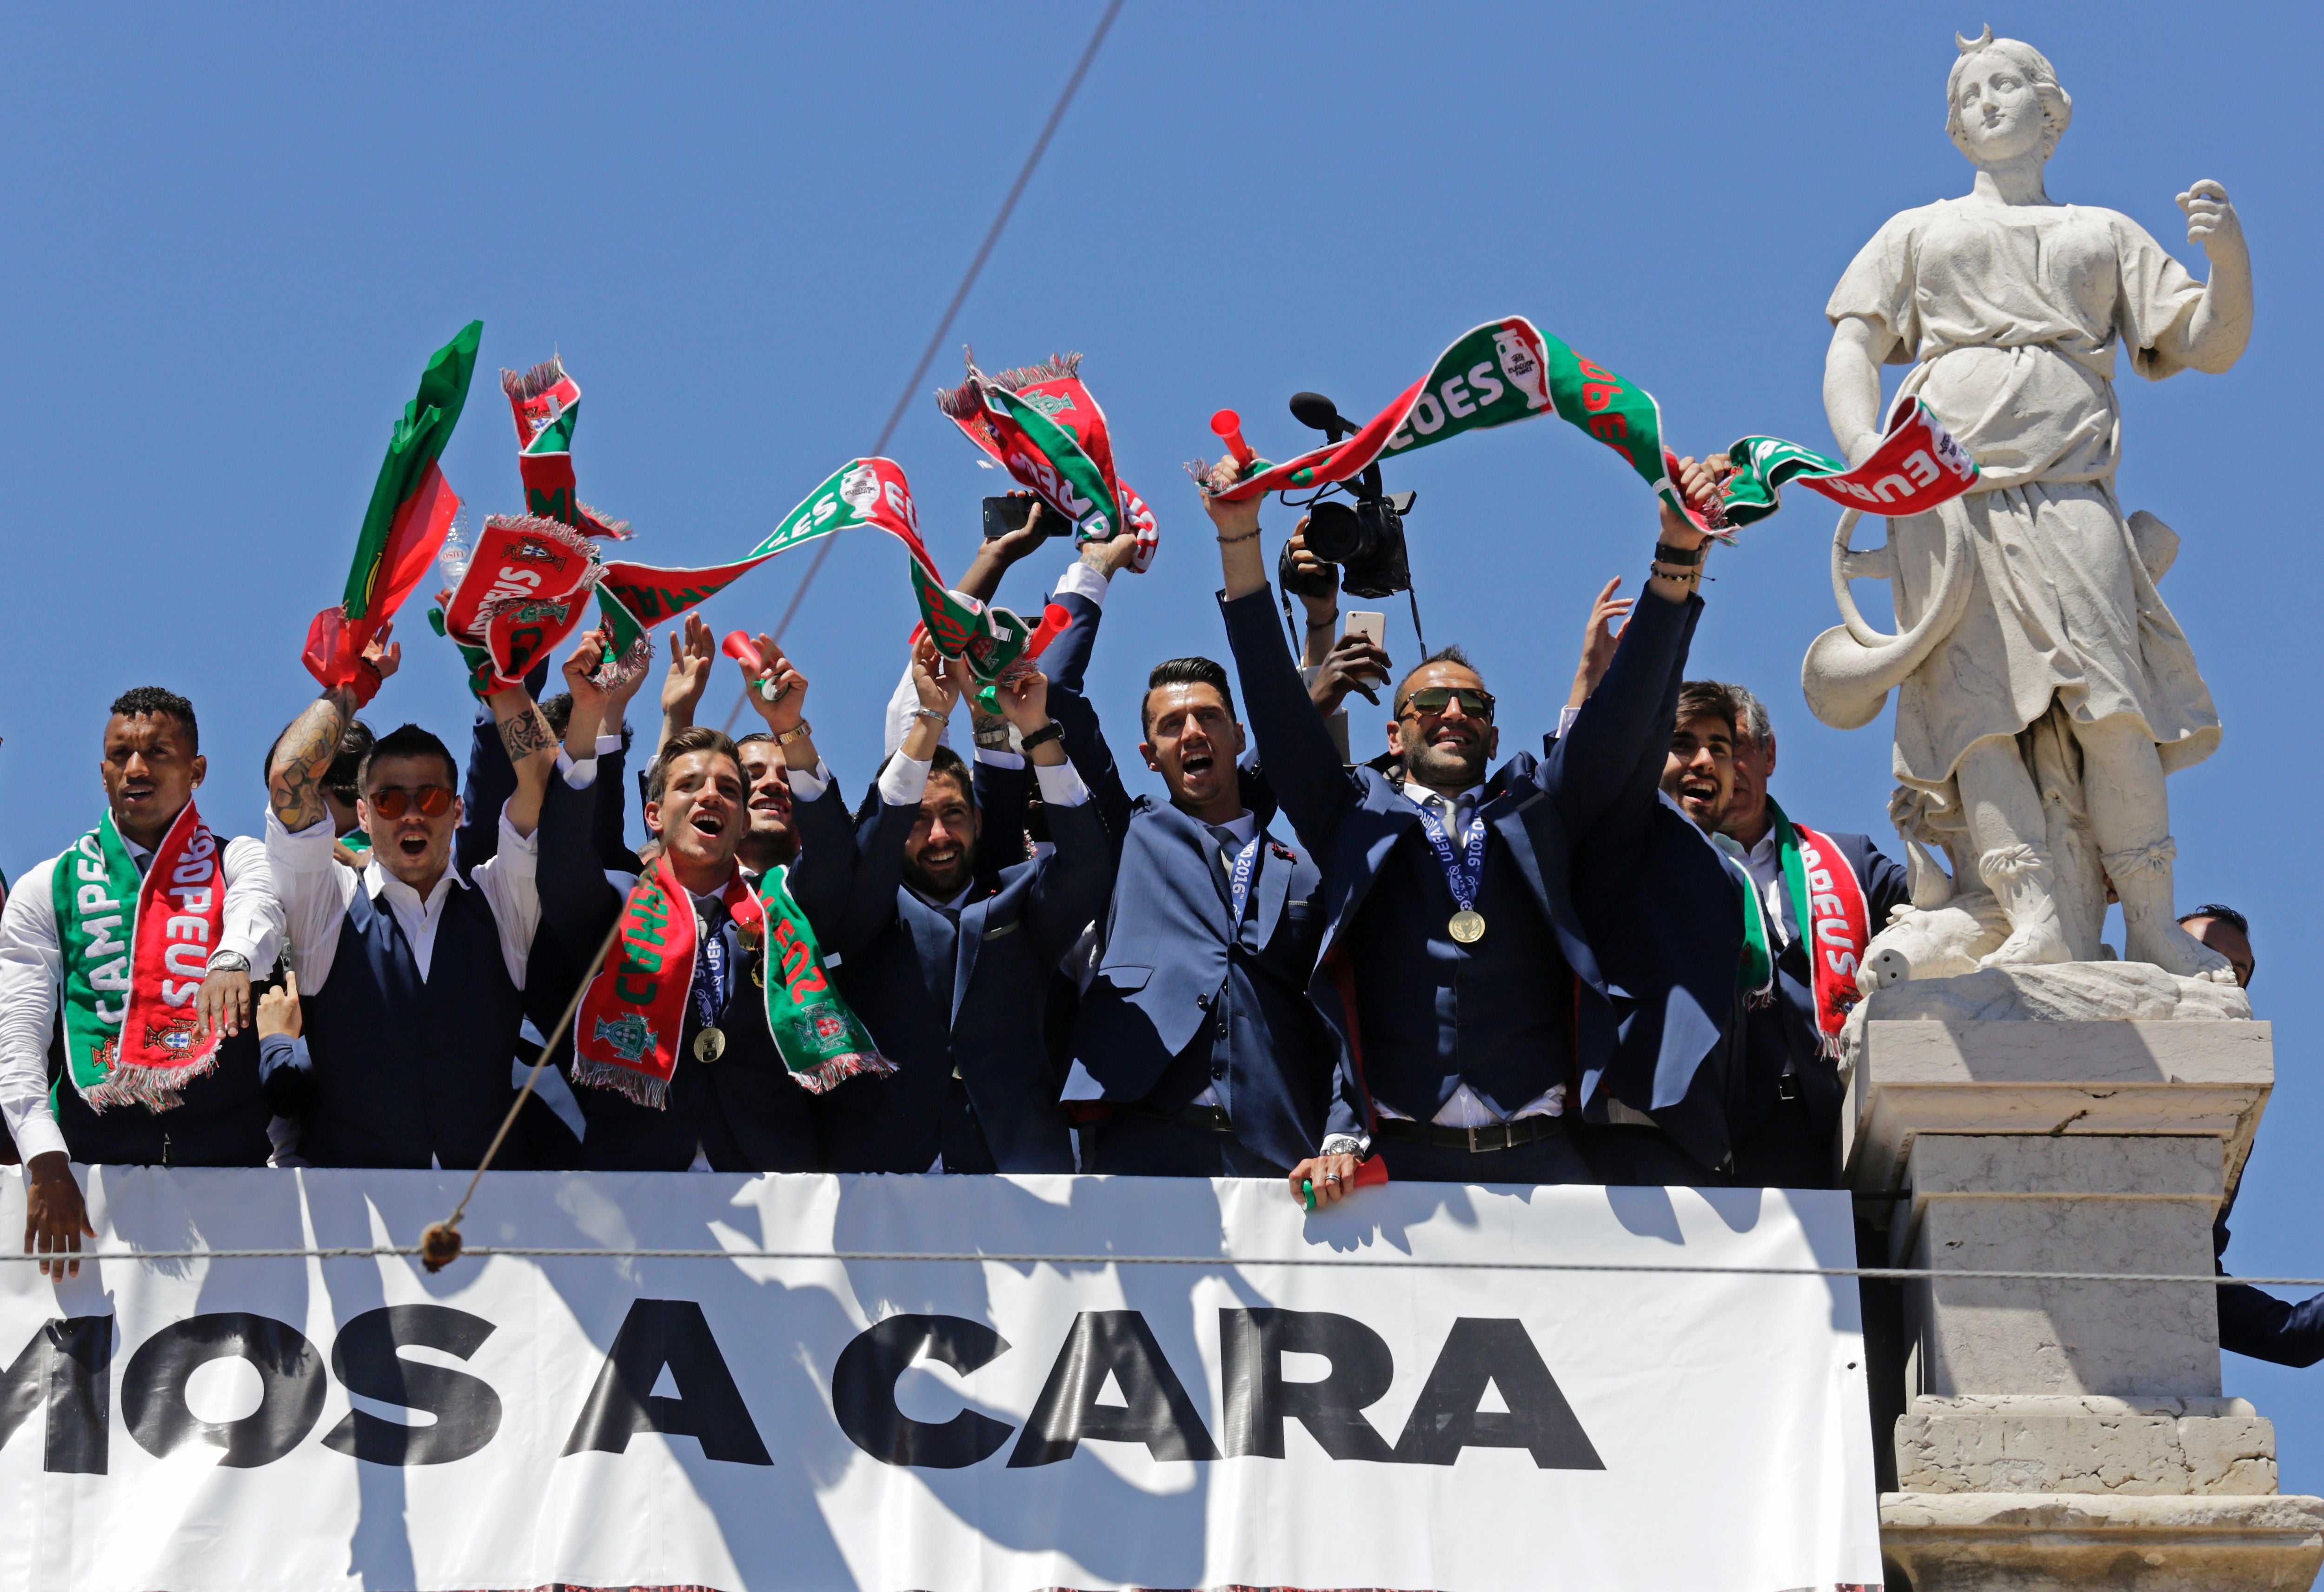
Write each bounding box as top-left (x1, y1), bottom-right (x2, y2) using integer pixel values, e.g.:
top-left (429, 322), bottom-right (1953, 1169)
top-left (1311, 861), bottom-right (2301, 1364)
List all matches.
top-left (1208, 455), bottom-right (1742, 1197)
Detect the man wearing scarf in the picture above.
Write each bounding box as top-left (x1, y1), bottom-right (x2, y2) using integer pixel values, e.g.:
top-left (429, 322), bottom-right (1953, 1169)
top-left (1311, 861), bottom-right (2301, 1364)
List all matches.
top-left (0, 687), bottom-right (284, 1275)
top-left (539, 631), bottom-right (882, 1170)
top-left (1662, 681), bottom-right (1910, 1188)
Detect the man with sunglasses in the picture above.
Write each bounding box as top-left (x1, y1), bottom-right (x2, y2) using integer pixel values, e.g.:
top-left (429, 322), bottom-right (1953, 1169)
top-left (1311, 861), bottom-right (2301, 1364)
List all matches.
top-left (264, 630), bottom-right (565, 1168)
top-left (1204, 454), bottom-right (1742, 1199)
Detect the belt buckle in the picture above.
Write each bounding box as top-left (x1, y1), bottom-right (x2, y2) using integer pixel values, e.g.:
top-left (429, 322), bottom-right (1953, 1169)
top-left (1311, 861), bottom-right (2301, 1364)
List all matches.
top-left (1467, 1122), bottom-right (1506, 1154)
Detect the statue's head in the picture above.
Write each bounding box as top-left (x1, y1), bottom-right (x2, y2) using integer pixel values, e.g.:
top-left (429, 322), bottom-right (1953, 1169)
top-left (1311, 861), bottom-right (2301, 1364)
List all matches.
top-left (1946, 27), bottom-right (2072, 167)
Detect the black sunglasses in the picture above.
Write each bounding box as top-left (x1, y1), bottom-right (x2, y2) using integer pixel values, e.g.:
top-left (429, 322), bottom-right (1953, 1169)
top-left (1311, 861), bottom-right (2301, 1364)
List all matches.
top-left (1398, 686), bottom-right (1496, 722)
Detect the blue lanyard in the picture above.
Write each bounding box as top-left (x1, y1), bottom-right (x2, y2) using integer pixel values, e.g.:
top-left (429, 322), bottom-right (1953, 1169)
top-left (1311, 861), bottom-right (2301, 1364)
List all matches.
top-left (1412, 797), bottom-right (1487, 912)
top-left (1226, 833), bottom-right (1263, 929)
top-left (691, 911), bottom-right (731, 1028)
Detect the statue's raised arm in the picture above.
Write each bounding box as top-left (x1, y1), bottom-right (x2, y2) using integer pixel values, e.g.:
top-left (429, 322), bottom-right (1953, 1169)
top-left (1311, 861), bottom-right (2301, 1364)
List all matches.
top-left (1805, 30), bottom-right (2251, 988)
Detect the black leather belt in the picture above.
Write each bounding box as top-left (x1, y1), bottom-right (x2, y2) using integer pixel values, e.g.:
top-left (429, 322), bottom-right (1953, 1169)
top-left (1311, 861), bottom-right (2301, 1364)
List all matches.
top-left (1372, 1114), bottom-right (1564, 1152)
top-left (1126, 1102), bottom-right (1235, 1134)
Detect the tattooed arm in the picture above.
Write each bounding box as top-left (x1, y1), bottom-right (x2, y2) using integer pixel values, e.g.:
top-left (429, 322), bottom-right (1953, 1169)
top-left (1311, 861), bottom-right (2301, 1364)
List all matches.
top-left (268, 630), bottom-right (400, 833)
top-left (490, 682), bottom-right (558, 840)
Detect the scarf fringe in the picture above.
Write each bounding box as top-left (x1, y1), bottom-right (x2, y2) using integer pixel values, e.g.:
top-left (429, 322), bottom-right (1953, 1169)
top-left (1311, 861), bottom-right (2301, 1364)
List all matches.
top-left (481, 512), bottom-right (601, 562)
top-left (571, 1054), bottom-right (671, 1111)
top-left (933, 348), bottom-right (987, 420)
top-left (1746, 988), bottom-right (1778, 1012)
top-left (934, 347), bottom-right (1084, 419)
top-left (500, 354), bottom-right (569, 404)
top-left (987, 352), bottom-right (1081, 393)
top-left (81, 1046), bottom-right (213, 1114)
top-left (575, 500), bottom-right (633, 540)
top-left (787, 1048), bottom-right (899, 1097)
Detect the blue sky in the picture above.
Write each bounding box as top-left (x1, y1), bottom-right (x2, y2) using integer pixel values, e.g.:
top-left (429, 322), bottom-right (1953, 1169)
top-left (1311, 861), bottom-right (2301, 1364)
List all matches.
top-left (5, 1), bottom-right (2321, 1485)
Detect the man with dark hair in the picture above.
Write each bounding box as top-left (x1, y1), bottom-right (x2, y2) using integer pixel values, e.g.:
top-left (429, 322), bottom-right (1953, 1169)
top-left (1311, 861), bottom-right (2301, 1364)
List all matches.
top-left (265, 629), bottom-right (564, 1168)
top-left (2180, 904), bottom-right (2253, 988)
top-left (1047, 614), bottom-right (1338, 1177)
top-left (1206, 453), bottom-right (1741, 1199)
top-left (1, 685), bottom-right (285, 1272)
top-left (535, 631), bottom-right (853, 1172)
top-left (1670, 680), bottom-right (1910, 1189)
top-left (791, 639), bottom-right (1112, 1173)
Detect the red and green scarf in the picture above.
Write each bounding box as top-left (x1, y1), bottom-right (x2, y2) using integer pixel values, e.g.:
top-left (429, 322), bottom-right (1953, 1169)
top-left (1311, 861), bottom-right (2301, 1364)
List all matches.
top-left (574, 854), bottom-right (892, 1105)
top-left (1733, 802), bottom-right (1874, 1054)
top-left (937, 351), bottom-right (1159, 568)
top-left (503, 356), bottom-right (631, 540)
top-left (304, 322), bottom-right (482, 694)
top-left (436, 515), bottom-right (604, 692)
top-left (52, 803), bottom-right (228, 1110)
top-left (1204, 317), bottom-right (1978, 530)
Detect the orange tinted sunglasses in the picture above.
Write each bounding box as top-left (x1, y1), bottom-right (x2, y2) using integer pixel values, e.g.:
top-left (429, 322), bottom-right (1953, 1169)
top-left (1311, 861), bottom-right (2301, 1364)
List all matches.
top-left (368, 785), bottom-right (454, 819)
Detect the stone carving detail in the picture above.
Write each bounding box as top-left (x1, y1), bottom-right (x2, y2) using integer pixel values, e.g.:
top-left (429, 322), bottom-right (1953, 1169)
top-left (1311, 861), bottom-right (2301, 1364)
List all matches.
top-left (1809, 29), bottom-right (2254, 991)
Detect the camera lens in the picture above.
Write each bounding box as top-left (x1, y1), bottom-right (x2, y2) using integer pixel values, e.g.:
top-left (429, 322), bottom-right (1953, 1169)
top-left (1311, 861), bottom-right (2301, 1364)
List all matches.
top-left (1304, 500), bottom-right (1373, 565)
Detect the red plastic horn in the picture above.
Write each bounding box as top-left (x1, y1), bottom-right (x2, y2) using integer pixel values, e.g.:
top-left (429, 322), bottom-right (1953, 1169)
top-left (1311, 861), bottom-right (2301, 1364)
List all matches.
top-left (1210, 409), bottom-right (1255, 468)
top-left (720, 630), bottom-right (763, 673)
top-left (1022, 603), bottom-right (1073, 661)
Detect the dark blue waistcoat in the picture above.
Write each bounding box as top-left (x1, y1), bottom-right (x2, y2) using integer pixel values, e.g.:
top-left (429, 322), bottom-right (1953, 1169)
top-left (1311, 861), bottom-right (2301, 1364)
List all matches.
top-left (301, 884), bottom-right (530, 1170)
top-left (1345, 815), bottom-right (1573, 1120)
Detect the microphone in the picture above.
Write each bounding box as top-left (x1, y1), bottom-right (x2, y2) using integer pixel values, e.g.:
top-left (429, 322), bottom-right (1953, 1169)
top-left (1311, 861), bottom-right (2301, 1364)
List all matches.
top-left (1289, 390), bottom-right (1355, 440)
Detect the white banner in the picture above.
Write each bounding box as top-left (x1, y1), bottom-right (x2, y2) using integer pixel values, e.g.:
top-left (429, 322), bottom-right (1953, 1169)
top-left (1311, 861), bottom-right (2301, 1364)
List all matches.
top-left (0, 1168), bottom-right (1881, 1592)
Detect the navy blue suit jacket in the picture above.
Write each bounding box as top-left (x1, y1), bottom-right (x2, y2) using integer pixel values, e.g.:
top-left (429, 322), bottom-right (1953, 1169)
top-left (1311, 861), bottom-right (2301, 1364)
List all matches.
top-left (2216, 1170), bottom-right (2324, 1367)
top-left (790, 758), bottom-right (1114, 1173)
top-left (1730, 831), bottom-right (1910, 1187)
top-left (1222, 582), bottom-right (1742, 1167)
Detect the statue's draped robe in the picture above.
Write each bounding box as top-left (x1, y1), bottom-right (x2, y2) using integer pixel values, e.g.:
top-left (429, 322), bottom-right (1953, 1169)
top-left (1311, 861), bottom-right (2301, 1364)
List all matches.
top-left (1827, 198), bottom-right (2220, 813)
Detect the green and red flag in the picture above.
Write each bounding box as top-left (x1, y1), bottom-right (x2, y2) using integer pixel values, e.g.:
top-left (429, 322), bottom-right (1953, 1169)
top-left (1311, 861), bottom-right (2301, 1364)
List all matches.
top-left (503, 355), bottom-right (631, 539)
top-left (1203, 317), bottom-right (1978, 529)
top-left (938, 351), bottom-right (1160, 570)
top-left (303, 321), bottom-right (482, 692)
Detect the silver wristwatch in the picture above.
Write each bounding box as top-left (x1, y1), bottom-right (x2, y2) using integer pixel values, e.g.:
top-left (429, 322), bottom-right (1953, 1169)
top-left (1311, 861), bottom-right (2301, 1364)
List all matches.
top-left (205, 950), bottom-right (252, 976)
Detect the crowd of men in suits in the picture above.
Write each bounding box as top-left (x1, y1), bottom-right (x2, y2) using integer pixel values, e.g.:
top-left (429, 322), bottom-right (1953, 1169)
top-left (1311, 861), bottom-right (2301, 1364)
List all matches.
top-left (0, 448), bottom-right (2309, 1367)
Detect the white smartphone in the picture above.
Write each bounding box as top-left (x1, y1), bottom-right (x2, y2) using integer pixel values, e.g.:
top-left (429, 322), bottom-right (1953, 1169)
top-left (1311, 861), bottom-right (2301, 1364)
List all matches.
top-left (1343, 610), bottom-right (1386, 650)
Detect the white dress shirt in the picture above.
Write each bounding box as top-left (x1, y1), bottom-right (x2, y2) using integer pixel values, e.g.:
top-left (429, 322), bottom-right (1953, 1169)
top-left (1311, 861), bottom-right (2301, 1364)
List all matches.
top-left (265, 805), bottom-right (539, 993)
top-left (0, 830), bottom-right (281, 1164)
top-left (1737, 826), bottom-right (1796, 945)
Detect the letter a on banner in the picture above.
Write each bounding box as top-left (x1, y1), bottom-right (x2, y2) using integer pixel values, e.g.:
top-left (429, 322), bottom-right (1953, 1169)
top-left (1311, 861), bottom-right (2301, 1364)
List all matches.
top-left (1391, 1318), bottom-right (1604, 1469)
top-left (562, 1299), bottom-right (773, 1465)
top-left (1008, 1311), bottom-right (1221, 1466)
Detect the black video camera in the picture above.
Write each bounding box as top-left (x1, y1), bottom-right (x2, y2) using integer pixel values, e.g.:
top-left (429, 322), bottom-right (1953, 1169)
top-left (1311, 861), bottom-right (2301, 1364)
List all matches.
top-left (1276, 390), bottom-right (1416, 600)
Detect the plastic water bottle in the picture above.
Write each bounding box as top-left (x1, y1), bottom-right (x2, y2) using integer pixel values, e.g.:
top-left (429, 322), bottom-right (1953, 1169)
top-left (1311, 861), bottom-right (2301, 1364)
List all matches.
top-left (437, 519), bottom-right (471, 588)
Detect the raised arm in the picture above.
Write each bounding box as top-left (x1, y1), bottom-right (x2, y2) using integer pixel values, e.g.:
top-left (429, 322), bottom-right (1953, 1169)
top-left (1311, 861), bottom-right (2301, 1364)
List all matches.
top-left (991, 667), bottom-right (1112, 961)
top-left (271, 629), bottom-right (400, 834)
top-left (1205, 459), bottom-right (1360, 851)
top-left (1543, 462), bottom-right (1716, 838)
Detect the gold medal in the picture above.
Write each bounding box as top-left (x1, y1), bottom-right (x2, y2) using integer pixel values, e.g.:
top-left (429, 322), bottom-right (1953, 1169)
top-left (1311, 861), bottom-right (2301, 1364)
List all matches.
top-left (693, 1026), bottom-right (727, 1064)
top-left (1448, 909), bottom-right (1487, 945)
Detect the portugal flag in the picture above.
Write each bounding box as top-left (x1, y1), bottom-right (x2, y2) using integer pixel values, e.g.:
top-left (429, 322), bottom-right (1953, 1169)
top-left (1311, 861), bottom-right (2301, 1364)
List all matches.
top-left (303, 321), bottom-right (483, 690)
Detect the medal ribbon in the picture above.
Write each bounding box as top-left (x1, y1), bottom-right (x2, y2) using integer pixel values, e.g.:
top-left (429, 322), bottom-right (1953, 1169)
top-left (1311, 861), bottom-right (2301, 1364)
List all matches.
top-left (1225, 833), bottom-right (1263, 935)
top-left (1412, 798), bottom-right (1487, 915)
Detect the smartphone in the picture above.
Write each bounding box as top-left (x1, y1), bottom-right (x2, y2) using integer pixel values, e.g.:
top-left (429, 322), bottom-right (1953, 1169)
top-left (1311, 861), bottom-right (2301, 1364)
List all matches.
top-left (982, 494), bottom-right (1064, 541)
top-left (1343, 610), bottom-right (1387, 650)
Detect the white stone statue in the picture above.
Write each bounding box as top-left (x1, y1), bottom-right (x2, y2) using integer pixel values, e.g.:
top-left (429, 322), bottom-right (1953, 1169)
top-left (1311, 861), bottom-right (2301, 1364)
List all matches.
top-left (1810, 28), bottom-right (2251, 986)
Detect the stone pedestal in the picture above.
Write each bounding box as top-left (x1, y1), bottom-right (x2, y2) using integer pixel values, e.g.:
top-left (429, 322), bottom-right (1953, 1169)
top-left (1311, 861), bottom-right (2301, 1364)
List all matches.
top-left (1844, 1013), bottom-right (2324, 1591)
